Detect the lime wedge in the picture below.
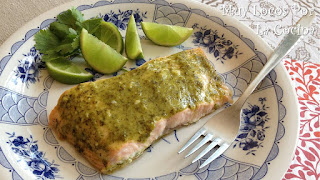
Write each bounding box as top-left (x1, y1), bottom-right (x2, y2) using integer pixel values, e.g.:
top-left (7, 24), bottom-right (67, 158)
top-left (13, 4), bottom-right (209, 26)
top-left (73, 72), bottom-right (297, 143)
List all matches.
top-left (46, 58), bottom-right (93, 84)
top-left (141, 22), bottom-right (193, 46)
top-left (80, 28), bottom-right (128, 74)
top-left (94, 21), bottom-right (124, 54)
top-left (125, 15), bottom-right (143, 60)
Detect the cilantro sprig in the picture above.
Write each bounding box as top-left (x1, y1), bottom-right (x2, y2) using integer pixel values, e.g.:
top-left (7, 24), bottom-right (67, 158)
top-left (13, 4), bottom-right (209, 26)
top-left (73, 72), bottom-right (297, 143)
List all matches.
top-left (34, 7), bottom-right (102, 62)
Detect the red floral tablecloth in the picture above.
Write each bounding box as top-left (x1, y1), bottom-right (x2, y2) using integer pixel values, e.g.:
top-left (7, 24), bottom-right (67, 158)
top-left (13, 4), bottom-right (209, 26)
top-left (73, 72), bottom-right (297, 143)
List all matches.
top-left (282, 60), bottom-right (320, 180)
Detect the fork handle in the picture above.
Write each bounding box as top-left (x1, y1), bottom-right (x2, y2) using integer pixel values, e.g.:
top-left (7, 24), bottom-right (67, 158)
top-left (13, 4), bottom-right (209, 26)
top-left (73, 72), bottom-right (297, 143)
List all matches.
top-left (234, 15), bottom-right (314, 109)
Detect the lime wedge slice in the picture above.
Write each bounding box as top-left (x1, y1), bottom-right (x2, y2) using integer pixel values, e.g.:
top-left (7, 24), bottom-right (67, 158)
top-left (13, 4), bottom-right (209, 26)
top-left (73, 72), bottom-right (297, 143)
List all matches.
top-left (80, 28), bottom-right (128, 74)
top-left (46, 58), bottom-right (93, 84)
top-left (94, 21), bottom-right (124, 54)
top-left (141, 22), bottom-right (193, 46)
top-left (125, 15), bottom-right (143, 60)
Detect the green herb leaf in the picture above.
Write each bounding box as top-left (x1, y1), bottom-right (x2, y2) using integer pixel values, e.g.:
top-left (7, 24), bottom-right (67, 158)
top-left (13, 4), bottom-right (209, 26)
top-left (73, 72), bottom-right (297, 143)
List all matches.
top-left (57, 7), bottom-right (84, 31)
top-left (55, 36), bottom-right (80, 55)
top-left (34, 29), bottom-right (60, 54)
top-left (34, 7), bottom-right (106, 64)
top-left (67, 28), bottom-right (78, 39)
top-left (49, 22), bottom-right (71, 39)
top-left (42, 53), bottom-right (66, 62)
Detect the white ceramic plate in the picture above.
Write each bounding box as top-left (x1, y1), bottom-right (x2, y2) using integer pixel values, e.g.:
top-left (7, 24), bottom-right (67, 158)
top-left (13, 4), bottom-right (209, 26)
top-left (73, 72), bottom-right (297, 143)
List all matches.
top-left (0, 0), bottom-right (299, 179)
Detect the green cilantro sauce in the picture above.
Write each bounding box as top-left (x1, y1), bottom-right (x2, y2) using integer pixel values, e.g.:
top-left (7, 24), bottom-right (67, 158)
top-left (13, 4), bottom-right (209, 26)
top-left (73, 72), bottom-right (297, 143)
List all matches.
top-left (57, 49), bottom-right (227, 152)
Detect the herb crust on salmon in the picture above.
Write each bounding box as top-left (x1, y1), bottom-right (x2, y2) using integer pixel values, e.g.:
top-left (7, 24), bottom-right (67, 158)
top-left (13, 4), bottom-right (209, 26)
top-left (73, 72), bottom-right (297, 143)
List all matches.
top-left (49, 48), bottom-right (232, 173)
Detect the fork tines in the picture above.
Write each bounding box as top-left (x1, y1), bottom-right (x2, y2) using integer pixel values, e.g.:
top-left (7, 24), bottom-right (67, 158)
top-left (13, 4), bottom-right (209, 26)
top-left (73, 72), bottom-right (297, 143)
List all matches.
top-left (178, 128), bottom-right (229, 169)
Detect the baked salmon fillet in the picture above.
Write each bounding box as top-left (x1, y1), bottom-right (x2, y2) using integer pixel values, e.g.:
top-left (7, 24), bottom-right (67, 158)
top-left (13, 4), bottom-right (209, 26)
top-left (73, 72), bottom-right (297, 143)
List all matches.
top-left (49, 48), bottom-right (232, 173)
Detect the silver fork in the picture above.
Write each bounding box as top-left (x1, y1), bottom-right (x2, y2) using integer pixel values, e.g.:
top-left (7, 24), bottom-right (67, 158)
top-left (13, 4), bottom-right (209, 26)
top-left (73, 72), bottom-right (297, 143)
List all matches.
top-left (178, 14), bottom-right (315, 169)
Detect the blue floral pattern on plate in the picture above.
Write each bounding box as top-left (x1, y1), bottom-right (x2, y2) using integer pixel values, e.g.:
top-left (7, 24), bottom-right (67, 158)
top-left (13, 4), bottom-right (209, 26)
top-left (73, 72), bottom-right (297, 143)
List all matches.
top-left (234, 97), bottom-right (270, 155)
top-left (13, 47), bottom-right (45, 88)
top-left (129, 58), bottom-right (147, 70)
top-left (85, 68), bottom-right (104, 81)
top-left (192, 23), bottom-right (243, 64)
top-left (102, 9), bottom-right (147, 30)
top-left (6, 132), bottom-right (60, 179)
